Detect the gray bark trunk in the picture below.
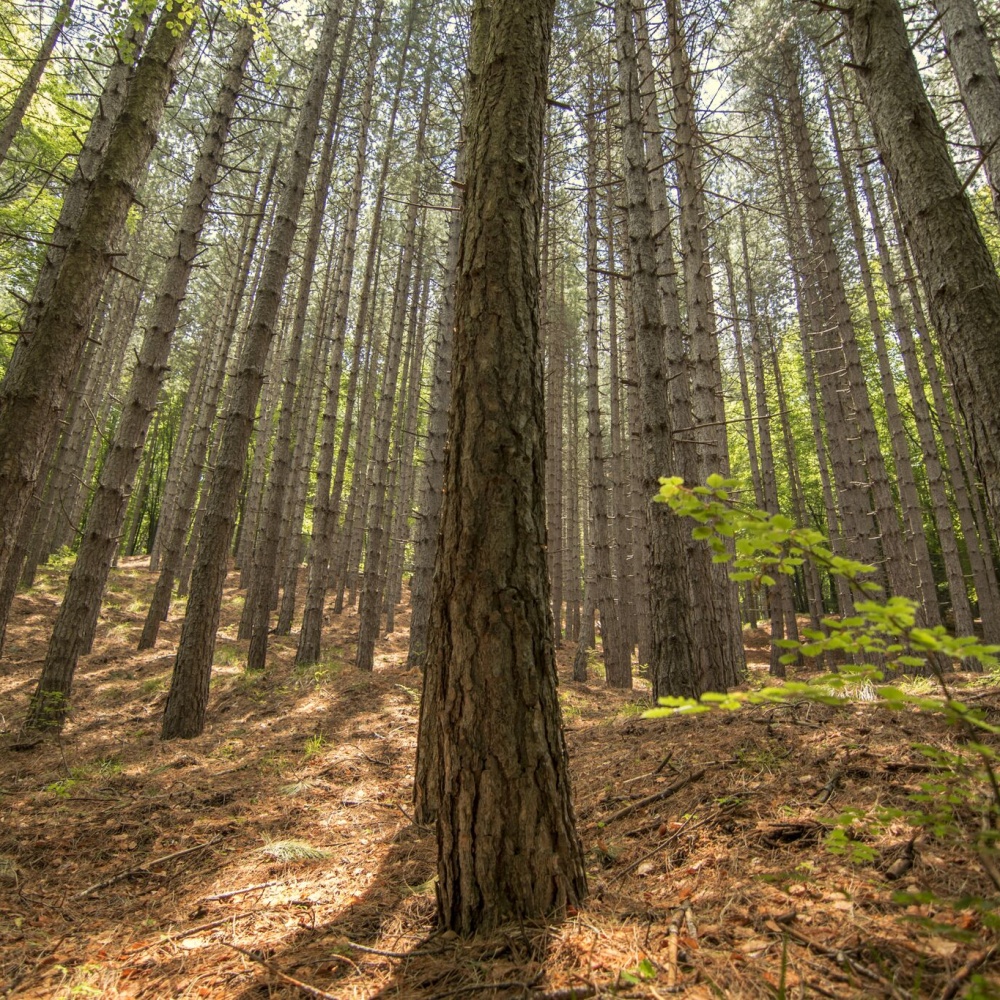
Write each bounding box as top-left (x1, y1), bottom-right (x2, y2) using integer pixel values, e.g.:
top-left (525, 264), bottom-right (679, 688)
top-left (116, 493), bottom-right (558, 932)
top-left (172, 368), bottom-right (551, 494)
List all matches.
top-left (161, 0), bottom-right (343, 739)
top-left (26, 24), bottom-right (254, 729)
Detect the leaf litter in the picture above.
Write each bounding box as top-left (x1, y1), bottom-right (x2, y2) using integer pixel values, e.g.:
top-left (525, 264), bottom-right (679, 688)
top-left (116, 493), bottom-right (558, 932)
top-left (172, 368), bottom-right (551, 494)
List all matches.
top-left (0, 559), bottom-right (998, 998)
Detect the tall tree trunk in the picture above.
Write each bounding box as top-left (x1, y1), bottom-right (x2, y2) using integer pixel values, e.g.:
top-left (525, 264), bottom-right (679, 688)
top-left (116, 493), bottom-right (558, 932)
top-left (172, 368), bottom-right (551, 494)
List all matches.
top-left (0, 7), bottom-right (177, 616)
top-left (418, 0), bottom-right (587, 932)
top-left (241, 9), bottom-right (357, 673)
top-left (295, 0), bottom-right (400, 664)
top-left (0, 0), bottom-right (73, 167)
top-left (740, 213), bottom-right (797, 673)
top-left (885, 181), bottom-right (1000, 641)
top-left (936, 0), bottom-right (1000, 227)
top-left (584, 103), bottom-right (630, 688)
top-left (408, 144), bottom-right (462, 670)
top-left (25, 24), bottom-right (254, 729)
top-left (847, 0), bottom-right (1000, 534)
top-left (616, 0), bottom-right (705, 699)
top-left (161, 0), bottom-right (343, 740)
top-left (356, 56), bottom-right (434, 672)
top-left (825, 83), bottom-right (940, 623)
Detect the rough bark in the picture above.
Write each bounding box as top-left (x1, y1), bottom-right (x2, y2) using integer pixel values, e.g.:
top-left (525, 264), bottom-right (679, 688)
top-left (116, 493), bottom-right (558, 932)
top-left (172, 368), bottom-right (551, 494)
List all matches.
top-left (825, 83), bottom-right (939, 622)
top-left (417, 0), bottom-right (587, 933)
top-left (161, 0), bottom-right (342, 739)
top-left (0, 7), bottom-right (174, 613)
top-left (356, 60), bottom-right (434, 672)
top-left (847, 0), bottom-right (1000, 534)
top-left (0, 0), bottom-right (74, 167)
top-left (242, 10), bottom-right (356, 673)
top-left (294, 0), bottom-right (398, 664)
top-left (408, 146), bottom-right (462, 670)
top-left (936, 0), bottom-right (1000, 226)
top-left (25, 24), bottom-right (254, 729)
top-left (584, 104), bottom-right (630, 689)
top-left (616, 0), bottom-right (706, 699)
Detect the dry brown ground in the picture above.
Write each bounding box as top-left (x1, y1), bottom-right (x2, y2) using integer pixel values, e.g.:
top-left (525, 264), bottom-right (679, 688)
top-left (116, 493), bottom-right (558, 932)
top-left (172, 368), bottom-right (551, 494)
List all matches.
top-left (1, 557), bottom-right (999, 999)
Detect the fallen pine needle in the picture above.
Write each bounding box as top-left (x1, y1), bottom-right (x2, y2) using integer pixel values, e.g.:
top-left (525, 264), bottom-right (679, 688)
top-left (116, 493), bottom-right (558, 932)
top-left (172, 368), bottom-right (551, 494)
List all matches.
top-left (937, 946), bottom-right (997, 1000)
top-left (203, 881), bottom-right (280, 901)
top-left (592, 770), bottom-right (706, 829)
top-left (74, 836), bottom-right (224, 897)
top-left (223, 941), bottom-right (340, 1000)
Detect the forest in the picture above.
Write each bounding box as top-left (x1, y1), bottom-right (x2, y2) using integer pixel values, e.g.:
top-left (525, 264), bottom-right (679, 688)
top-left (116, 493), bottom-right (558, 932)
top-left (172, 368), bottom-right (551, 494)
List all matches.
top-left (3, 0), bottom-right (1000, 995)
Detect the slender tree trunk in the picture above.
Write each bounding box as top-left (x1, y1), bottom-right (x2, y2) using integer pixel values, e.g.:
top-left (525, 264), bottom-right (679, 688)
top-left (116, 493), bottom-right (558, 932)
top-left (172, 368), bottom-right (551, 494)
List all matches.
top-left (0, 0), bottom-right (73, 167)
top-left (408, 144), bottom-right (462, 670)
top-left (0, 7), bottom-right (178, 613)
top-left (616, 0), bottom-right (703, 699)
top-left (161, 0), bottom-right (343, 740)
top-left (295, 0), bottom-right (401, 663)
top-left (739, 213), bottom-right (797, 674)
top-left (25, 25), bottom-right (254, 729)
top-left (356, 59), bottom-right (434, 672)
top-left (825, 84), bottom-right (939, 623)
top-left (274, 230), bottom-right (343, 635)
top-left (584, 103), bottom-right (630, 688)
top-left (382, 268), bottom-right (428, 634)
top-left (242, 11), bottom-right (356, 673)
top-left (936, 0), bottom-right (1000, 227)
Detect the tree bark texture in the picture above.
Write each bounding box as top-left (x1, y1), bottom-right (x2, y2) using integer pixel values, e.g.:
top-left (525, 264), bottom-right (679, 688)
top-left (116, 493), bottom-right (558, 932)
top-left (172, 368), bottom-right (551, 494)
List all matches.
top-left (848, 0), bottom-right (1000, 534)
top-left (25, 23), bottom-right (254, 729)
top-left (419, 0), bottom-right (587, 933)
top-left (161, 0), bottom-right (342, 739)
top-left (0, 6), bottom-right (182, 616)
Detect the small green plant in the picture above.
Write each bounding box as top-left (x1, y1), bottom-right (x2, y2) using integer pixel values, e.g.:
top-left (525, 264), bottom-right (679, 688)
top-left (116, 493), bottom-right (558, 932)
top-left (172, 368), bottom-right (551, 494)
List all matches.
top-left (215, 644), bottom-right (244, 668)
top-left (303, 734), bottom-right (326, 759)
top-left (649, 476), bottom-right (1000, 923)
top-left (616, 700), bottom-right (649, 718)
top-left (260, 839), bottom-right (329, 862)
top-left (44, 777), bottom-right (81, 798)
top-left (139, 676), bottom-right (167, 698)
top-left (96, 756), bottom-right (123, 778)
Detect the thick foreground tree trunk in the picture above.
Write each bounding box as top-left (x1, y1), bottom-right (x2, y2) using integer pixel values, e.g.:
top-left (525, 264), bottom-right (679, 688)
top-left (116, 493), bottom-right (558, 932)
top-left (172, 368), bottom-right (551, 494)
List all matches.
top-left (416, 0), bottom-right (587, 934)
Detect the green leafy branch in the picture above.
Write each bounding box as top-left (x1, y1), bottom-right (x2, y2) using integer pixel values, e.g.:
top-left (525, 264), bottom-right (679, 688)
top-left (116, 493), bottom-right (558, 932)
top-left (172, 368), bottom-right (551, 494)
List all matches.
top-left (647, 477), bottom-right (1000, 901)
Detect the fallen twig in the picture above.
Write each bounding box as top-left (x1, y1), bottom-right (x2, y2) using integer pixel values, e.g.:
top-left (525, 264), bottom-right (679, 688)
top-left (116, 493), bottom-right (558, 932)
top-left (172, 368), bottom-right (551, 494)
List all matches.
top-left (533, 985), bottom-right (599, 999)
top-left (430, 980), bottom-right (538, 999)
top-left (591, 769), bottom-right (706, 829)
top-left (223, 941), bottom-right (340, 1000)
top-left (937, 946), bottom-right (996, 1000)
top-left (666, 909), bottom-right (682, 990)
top-left (203, 881), bottom-right (280, 901)
top-left (75, 836), bottom-right (223, 897)
top-left (134, 910), bottom-right (259, 949)
top-left (766, 918), bottom-right (903, 997)
top-left (344, 939), bottom-right (446, 959)
top-left (613, 810), bottom-right (714, 881)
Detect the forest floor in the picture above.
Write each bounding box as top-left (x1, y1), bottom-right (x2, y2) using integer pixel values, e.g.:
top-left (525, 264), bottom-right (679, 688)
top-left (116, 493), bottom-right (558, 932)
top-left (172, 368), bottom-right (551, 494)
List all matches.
top-left (1, 558), bottom-right (999, 999)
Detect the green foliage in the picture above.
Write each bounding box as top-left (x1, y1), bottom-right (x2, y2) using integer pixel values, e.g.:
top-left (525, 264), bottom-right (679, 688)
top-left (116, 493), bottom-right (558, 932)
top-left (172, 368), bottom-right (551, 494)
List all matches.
top-left (654, 476), bottom-right (999, 681)
top-left (648, 477), bottom-right (1000, 919)
top-left (0, 4), bottom-right (87, 348)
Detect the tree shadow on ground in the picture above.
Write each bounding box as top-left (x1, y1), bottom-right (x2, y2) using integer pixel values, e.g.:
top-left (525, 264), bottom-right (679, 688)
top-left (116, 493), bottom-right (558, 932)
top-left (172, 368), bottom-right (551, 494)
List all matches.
top-left (219, 817), bottom-right (577, 1000)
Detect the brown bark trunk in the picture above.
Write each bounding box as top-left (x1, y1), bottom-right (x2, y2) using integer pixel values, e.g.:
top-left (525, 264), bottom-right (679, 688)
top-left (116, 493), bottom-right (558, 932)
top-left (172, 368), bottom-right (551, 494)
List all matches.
top-left (26, 24), bottom-right (254, 729)
top-left (161, 0), bottom-right (343, 740)
top-left (419, 0), bottom-right (587, 932)
top-left (847, 0), bottom-right (1000, 535)
top-left (0, 6), bottom-right (182, 612)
